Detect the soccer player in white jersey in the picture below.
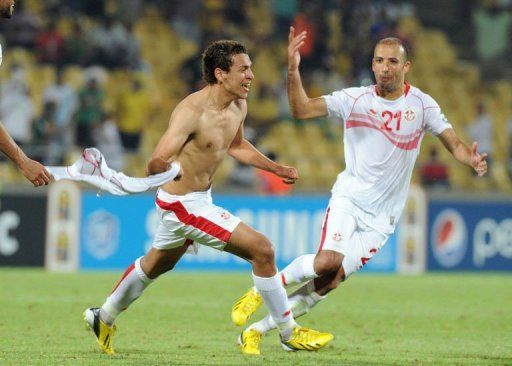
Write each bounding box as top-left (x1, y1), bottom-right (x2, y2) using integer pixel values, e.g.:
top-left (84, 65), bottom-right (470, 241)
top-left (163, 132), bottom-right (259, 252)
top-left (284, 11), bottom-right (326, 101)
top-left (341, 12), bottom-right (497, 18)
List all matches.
top-left (233, 27), bottom-right (488, 353)
top-left (83, 40), bottom-right (332, 356)
top-left (0, 0), bottom-right (51, 187)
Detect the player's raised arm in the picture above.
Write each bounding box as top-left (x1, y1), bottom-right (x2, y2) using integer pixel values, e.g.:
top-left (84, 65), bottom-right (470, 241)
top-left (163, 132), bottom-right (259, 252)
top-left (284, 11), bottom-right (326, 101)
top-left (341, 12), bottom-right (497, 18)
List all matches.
top-left (228, 120), bottom-right (298, 184)
top-left (287, 26), bottom-right (327, 120)
top-left (146, 103), bottom-right (198, 175)
top-left (438, 128), bottom-right (488, 177)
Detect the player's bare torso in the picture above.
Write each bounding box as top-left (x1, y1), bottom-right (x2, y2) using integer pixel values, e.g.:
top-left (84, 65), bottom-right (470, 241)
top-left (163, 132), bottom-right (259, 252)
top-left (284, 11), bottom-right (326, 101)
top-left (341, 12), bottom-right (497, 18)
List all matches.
top-left (161, 88), bottom-right (244, 195)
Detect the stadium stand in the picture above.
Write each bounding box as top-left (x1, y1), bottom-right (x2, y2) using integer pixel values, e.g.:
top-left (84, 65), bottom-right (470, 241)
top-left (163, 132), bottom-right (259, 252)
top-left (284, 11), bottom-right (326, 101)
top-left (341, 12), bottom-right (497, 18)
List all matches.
top-left (0, 0), bottom-right (509, 192)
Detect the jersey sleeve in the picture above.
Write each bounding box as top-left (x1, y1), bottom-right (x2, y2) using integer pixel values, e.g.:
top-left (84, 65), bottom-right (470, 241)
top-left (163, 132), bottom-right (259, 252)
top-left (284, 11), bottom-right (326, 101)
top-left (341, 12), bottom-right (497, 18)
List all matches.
top-left (322, 89), bottom-right (354, 121)
top-left (423, 95), bottom-right (452, 135)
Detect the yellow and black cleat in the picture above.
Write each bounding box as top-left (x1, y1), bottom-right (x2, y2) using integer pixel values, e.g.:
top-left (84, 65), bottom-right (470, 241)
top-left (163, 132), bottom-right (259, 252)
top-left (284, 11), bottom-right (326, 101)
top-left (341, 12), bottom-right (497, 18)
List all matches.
top-left (83, 307), bottom-right (117, 355)
top-left (280, 326), bottom-right (333, 352)
top-left (231, 287), bottom-right (263, 326)
top-left (238, 328), bottom-right (263, 355)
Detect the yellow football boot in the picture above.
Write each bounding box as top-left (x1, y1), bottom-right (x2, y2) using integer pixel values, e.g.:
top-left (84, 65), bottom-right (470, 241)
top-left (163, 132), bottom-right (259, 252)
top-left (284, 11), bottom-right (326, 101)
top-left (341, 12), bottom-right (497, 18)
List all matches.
top-left (231, 287), bottom-right (263, 326)
top-left (238, 328), bottom-right (263, 355)
top-left (281, 326), bottom-right (333, 352)
top-left (84, 307), bottom-right (117, 355)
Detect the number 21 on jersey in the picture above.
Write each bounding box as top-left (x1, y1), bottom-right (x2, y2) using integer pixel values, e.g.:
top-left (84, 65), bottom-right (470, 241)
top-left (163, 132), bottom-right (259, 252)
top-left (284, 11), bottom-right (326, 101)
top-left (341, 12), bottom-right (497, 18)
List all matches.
top-left (381, 110), bottom-right (401, 131)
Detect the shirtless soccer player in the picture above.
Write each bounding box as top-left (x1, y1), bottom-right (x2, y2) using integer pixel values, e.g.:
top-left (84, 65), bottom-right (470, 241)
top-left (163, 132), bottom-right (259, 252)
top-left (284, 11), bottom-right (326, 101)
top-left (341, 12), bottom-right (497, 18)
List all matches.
top-left (83, 40), bottom-right (333, 356)
top-left (0, 0), bottom-right (51, 187)
top-left (232, 28), bottom-right (488, 353)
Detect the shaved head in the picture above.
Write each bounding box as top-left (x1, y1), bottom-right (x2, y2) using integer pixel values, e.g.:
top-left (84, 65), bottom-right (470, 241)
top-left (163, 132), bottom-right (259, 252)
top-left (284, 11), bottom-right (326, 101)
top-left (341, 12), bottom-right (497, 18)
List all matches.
top-left (375, 37), bottom-right (409, 62)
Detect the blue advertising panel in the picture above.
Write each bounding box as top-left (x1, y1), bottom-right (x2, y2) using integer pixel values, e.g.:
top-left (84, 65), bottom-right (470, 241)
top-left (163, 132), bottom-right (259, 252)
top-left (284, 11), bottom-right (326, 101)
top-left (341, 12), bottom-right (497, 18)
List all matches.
top-left (428, 200), bottom-right (512, 271)
top-left (80, 192), bottom-right (397, 272)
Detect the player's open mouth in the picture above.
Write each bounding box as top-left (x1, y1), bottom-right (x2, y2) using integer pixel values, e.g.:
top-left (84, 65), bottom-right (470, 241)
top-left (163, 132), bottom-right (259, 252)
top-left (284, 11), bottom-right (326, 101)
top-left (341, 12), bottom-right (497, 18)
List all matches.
top-left (242, 83), bottom-right (251, 92)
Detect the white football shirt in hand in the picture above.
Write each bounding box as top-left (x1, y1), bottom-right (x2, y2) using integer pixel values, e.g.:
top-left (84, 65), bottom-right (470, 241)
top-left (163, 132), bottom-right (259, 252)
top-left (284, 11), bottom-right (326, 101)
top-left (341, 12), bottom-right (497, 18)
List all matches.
top-left (47, 148), bottom-right (181, 195)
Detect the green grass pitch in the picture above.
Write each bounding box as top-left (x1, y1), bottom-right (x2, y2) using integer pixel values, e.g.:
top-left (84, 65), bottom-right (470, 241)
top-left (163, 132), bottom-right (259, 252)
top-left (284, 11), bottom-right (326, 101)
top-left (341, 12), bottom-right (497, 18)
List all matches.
top-left (0, 269), bottom-right (510, 365)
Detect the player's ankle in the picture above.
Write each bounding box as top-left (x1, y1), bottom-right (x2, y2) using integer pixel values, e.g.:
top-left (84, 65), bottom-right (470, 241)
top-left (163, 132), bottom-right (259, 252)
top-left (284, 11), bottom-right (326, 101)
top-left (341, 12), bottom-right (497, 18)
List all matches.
top-left (100, 306), bottom-right (118, 327)
top-left (277, 319), bottom-right (296, 340)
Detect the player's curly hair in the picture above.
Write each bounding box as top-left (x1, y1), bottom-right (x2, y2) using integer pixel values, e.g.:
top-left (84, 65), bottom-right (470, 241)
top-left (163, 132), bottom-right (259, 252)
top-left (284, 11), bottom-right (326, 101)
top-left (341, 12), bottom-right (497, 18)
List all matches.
top-left (202, 40), bottom-right (247, 85)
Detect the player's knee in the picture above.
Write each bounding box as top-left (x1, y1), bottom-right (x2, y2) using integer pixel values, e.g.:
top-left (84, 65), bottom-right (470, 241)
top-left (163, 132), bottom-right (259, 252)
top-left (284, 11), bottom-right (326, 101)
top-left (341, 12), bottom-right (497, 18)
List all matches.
top-left (141, 256), bottom-right (175, 279)
top-left (314, 252), bottom-right (343, 275)
top-left (252, 235), bottom-right (275, 266)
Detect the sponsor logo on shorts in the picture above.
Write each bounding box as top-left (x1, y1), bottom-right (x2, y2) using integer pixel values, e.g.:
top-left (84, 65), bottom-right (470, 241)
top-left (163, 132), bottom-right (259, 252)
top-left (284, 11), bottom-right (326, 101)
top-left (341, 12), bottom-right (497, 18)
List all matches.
top-left (431, 209), bottom-right (467, 268)
top-left (332, 232), bottom-right (342, 241)
top-left (85, 210), bottom-right (120, 260)
top-left (220, 212), bottom-right (231, 220)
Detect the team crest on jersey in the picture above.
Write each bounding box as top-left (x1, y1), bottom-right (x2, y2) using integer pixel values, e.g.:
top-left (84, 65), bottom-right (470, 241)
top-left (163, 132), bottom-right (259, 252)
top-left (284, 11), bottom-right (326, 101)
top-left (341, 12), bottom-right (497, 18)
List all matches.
top-left (405, 109), bottom-right (415, 121)
top-left (220, 212), bottom-right (231, 220)
top-left (332, 232), bottom-right (342, 241)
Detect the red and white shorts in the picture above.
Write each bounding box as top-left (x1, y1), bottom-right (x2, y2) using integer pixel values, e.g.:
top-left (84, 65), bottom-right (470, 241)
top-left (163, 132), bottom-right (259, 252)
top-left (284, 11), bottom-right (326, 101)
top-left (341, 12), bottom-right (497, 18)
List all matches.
top-left (151, 188), bottom-right (241, 251)
top-left (317, 197), bottom-right (389, 278)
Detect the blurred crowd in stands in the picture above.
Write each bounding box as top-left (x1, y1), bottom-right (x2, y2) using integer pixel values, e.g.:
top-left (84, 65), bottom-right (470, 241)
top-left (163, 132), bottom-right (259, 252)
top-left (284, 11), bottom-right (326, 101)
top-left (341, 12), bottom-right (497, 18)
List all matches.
top-left (0, 0), bottom-right (510, 193)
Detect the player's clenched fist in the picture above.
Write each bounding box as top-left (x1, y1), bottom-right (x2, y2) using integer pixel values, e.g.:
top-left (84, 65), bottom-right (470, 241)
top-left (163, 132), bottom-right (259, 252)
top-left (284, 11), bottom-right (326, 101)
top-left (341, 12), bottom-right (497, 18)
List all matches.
top-left (275, 165), bottom-right (299, 184)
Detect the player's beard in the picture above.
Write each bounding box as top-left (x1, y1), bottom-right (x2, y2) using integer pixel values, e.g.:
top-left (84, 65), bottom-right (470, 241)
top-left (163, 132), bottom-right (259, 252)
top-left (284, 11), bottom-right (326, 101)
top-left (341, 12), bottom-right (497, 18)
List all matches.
top-left (378, 78), bottom-right (399, 94)
top-left (378, 83), bottom-right (396, 94)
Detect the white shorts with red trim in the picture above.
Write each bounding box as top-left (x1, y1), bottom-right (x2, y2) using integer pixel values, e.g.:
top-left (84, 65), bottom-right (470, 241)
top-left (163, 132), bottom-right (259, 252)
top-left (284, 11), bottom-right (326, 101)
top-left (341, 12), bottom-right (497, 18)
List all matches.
top-left (317, 197), bottom-right (388, 278)
top-left (152, 188), bottom-right (241, 251)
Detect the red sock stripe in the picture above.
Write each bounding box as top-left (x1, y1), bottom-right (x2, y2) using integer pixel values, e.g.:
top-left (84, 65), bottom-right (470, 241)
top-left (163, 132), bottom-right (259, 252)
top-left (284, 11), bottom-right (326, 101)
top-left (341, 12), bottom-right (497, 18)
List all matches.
top-left (156, 198), bottom-right (231, 242)
top-left (111, 263), bottom-right (135, 293)
top-left (280, 273), bottom-right (288, 287)
top-left (317, 207), bottom-right (331, 253)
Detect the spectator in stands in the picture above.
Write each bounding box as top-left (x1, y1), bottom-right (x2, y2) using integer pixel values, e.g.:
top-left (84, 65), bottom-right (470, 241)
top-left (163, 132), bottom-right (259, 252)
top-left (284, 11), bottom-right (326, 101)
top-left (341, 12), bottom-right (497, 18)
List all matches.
top-left (473, 2), bottom-right (512, 61)
top-left (34, 20), bottom-right (65, 67)
top-left (116, 77), bottom-right (152, 152)
top-left (169, 0), bottom-right (201, 43)
top-left (43, 69), bottom-right (78, 158)
top-left (63, 20), bottom-right (93, 66)
top-left (256, 152), bottom-right (294, 195)
top-left (74, 76), bottom-right (105, 148)
top-left (467, 102), bottom-right (493, 166)
top-left (0, 65), bottom-right (35, 149)
top-left (93, 112), bottom-right (125, 170)
top-left (271, 0), bottom-right (298, 34)
top-left (88, 16), bottom-right (140, 69)
top-left (32, 101), bottom-right (59, 164)
top-left (87, 17), bottom-right (117, 68)
top-left (119, 22), bottom-right (142, 69)
top-left (292, 3), bottom-right (319, 72)
top-left (0, 1), bottom-right (40, 48)
top-left (420, 147), bottom-right (450, 189)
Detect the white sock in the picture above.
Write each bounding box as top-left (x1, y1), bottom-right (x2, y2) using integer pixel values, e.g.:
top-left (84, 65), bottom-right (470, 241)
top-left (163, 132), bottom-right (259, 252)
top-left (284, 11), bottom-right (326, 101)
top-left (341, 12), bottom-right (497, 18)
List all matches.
top-left (100, 257), bottom-right (152, 326)
top-left (249, 280), bottom-right (326, 334)
top-left (280, 254), bottom-right (318, 287)
top-left (252, 272), bottom-right (295, 338)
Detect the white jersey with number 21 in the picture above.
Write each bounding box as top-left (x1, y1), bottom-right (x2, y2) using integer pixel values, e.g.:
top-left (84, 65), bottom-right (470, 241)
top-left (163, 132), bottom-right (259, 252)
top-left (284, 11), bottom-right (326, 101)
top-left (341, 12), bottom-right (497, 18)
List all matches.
top-left (323, 84), bottom-right (452, 234)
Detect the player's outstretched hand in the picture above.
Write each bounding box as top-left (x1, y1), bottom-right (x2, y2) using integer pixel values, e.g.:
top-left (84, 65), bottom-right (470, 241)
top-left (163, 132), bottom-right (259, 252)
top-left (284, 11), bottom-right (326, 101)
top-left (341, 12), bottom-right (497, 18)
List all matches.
top-left (470, 142), bottom-right (488, 177)
top-left (288, 26), bottom-right (307, 72)
top-left (20, 158), bottom-right (52, 187)
top-left (275, 165), bottom-right (299, 184)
